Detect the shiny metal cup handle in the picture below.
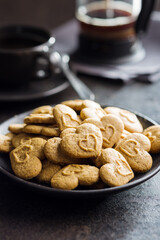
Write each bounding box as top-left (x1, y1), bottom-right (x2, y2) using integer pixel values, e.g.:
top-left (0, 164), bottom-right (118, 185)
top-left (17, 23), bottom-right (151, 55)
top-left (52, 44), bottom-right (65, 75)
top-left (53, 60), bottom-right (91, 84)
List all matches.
top-left (50, 52), bottom-right (95, 101)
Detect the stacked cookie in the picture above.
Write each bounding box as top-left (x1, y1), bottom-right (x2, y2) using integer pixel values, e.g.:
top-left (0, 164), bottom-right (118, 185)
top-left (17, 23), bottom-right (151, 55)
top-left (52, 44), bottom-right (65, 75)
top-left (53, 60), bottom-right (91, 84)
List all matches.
top-left (0, 100), bottom-right (159, 190)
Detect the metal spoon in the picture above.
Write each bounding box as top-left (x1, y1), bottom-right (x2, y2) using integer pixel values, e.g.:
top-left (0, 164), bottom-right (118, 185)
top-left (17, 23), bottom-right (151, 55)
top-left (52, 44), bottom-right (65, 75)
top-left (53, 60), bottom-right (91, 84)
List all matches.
top-left (50, 51), bottom-right (95, 100)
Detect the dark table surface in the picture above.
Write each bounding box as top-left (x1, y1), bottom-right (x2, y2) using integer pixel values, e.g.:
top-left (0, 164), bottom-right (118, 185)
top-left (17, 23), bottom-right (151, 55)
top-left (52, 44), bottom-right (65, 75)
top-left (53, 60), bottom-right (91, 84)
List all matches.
top-left (0, 2), bottom-right (160, 240)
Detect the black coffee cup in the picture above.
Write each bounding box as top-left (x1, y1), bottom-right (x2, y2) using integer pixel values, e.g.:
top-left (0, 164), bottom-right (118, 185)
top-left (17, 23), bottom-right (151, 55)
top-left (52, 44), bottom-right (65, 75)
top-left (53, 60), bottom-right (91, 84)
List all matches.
top-left (0, 25), bottom-right (55, 86)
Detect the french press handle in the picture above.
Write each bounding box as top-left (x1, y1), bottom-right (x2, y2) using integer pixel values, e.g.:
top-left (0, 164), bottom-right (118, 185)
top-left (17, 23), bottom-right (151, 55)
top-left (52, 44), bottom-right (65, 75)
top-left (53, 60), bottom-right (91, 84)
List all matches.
top-left (136, 0), bottom-right (156, 33)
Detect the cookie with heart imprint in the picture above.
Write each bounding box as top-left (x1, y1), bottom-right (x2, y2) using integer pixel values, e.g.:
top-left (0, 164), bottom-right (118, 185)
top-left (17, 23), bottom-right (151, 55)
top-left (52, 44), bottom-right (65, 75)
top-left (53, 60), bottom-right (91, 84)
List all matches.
top-left (104, 107), bottom-right (143, 133)
top-left (143, 125), bottom-right (160, 153)
top-left (115, 133), bottom-right (152, 172)
top-left (51, 164), bottom-right (99, 190)
top-left (44, 137), bottom-right (90, 165)
top-left (10, 138), bottom-right (46, 180)
top-left (61, 99), bottom-right (102, 112)
top-left (60, 123), bottom-right (103, 158)
top-left (83, 114), bottom-right (124, 148)
top-left (53, 104), bottom-right (81, 131)
top-left (99, 148), bottom-right (134, 187)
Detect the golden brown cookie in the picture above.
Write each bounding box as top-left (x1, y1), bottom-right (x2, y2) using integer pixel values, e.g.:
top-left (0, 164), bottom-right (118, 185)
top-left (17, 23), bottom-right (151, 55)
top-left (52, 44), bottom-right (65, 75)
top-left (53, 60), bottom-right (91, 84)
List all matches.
top-left (81, 100), bottom-right (102, 109)
top-left (83, 114), bottom-right (124, 148)
top-left (23, 124), bottom-right (60, 137)
top-left (51, 164), bottom-right (99, 190)
top-left (5, 132), bottom-right (16, 139)
top-left (0, 134), bottom-right (13, 153)
top-left (36, 159), bottom-right (61, 184)
top-left (61, 123), bottom-right (102, 158)
top-left (143, 125), bottom-right (160, 153)
top-left (10, 138), bottom-right (46, 179)
top-left (115, 133), bottom-right (152, 172)
top-left (114, 129), bottom-right (131, 147)
top-left (61, 100), bottom-right (83, 111)
top-left (8, 123), bottom-right (26, 134)
top-left (53, 104), bottom-right (81, 131)
top-left (44, 137), bottom-right (88, 165)
top-left (12, 133), bottom-right (35, 148)
top-left (31, 105), bottom-right (53, 115)
top-left (24, 114), bottom-right (55, 124)
top-left (99, 148), bottom-right (134, 187)
top-left (80, 107), bottom-right (106, 120)
top-left (104, 107), bottom-right (143, 133)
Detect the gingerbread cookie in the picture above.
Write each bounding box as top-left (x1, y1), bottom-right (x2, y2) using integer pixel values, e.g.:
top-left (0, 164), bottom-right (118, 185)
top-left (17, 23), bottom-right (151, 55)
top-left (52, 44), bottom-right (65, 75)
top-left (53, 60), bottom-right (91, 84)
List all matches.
top-left (0, 134), bottom-right (13, 153)
top-left (99, 148), bottom-right (134, 187)
top-left (23, 124), bottom-right (60, 137)
top-left (10, 138), bottom-right (46, 179)
top-left (53, 104), bottom-right (81, 131)
top-left (36, 159), bottom-right (61, 184)
top-left (83, 114), bottom-right (124, 148)
top-left (115, 133), bottom-right (152, 172)
top-left (12, 133), bottom-right (34, 148)
top-left (31, 105), bottom-right (53, 115)
top-left (143, 125), bottom-right (160, 153)
top-left (61, 123), bottom-right (102, 158)
top-left (61, 100), bottom-right (83, 111)
top-left (104, 107), bottom-right (143, 133)
top-left (44, 137), bottom-right (88, 165)
top-left (24, 114), bottom-right (55, 124)
top-left (8, 123), bottom-right (26, 134)
top-left (51, 164), bottom-right (99, 190)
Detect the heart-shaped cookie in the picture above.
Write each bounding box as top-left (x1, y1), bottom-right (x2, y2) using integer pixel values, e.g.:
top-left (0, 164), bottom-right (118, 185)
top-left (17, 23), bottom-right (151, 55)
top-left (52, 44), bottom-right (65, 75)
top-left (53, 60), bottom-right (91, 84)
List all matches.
top-left (80, 107), bottom-right (106, 120)
top-left (51, 164), bottom-right (99, 190)
top-left (53, 104), bottom-right (81, 131)
top-left (60, 123), bottom-right (102, 158)
top-left (83, 114), bottom-right (124, 148)
top-left (99, 148), bottom-right (134, 187)
top-left (44, 137), bottom-right (90, 165)
top-left (10, 138), bottom-right (46, 179)
top-left (115, 133), bottom-right (152, 172)
top-left (143, 125), bottom-right (160, 153)
top-left (104, 107), bottom-right (143, 133)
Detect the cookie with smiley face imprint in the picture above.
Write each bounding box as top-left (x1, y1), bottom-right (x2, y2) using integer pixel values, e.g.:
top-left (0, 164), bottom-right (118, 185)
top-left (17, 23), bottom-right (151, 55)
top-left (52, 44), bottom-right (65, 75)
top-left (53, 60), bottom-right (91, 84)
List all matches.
top-left (99, 148), bottom-right (134, 187)
top-left (104, 107), bottom-right (143, 133)
top-left (60, 123), bottom-right (102, 158)
top-left (143, 125), bottom-right (160, 153)
top-left (53, 104), bottom-right (81, 131)
top-left (83, 114), bottom-right (124, 148)
top-left (115, 133), bottom-right (152, 173)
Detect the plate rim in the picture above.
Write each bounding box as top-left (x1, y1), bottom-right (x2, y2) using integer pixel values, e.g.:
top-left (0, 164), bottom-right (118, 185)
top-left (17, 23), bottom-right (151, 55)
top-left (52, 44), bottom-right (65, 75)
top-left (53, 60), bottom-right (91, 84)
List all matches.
top-left (0, 107), bottom-right (159, 196)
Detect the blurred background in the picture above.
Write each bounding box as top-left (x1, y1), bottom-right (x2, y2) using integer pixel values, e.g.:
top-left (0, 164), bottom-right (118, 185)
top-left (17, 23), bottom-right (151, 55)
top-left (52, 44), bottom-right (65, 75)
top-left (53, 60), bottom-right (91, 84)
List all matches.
top-left (0, 0), bottom-right (75, 30)
top-left (0, 0), bottom-right (158, 30)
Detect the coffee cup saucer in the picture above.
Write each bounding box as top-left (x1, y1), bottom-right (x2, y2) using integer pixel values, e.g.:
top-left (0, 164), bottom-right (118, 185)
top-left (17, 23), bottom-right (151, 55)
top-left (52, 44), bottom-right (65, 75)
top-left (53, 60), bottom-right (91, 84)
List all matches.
top-left (0, 73), bottom-right (69, 102)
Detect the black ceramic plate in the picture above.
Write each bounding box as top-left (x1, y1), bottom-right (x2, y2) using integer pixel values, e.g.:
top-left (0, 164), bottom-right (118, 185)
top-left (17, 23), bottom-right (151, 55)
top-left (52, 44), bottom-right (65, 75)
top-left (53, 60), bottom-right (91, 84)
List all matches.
top-left (0, 108), bottom-right (159, 198)
top-left (0, 74), bottom-right (69, 101)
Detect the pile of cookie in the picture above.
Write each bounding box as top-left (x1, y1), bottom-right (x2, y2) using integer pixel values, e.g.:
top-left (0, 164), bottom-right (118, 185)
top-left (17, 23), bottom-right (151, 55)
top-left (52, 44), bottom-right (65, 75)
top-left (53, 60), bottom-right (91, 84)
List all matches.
top-left (0, 99), bottom-right (160, 190)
